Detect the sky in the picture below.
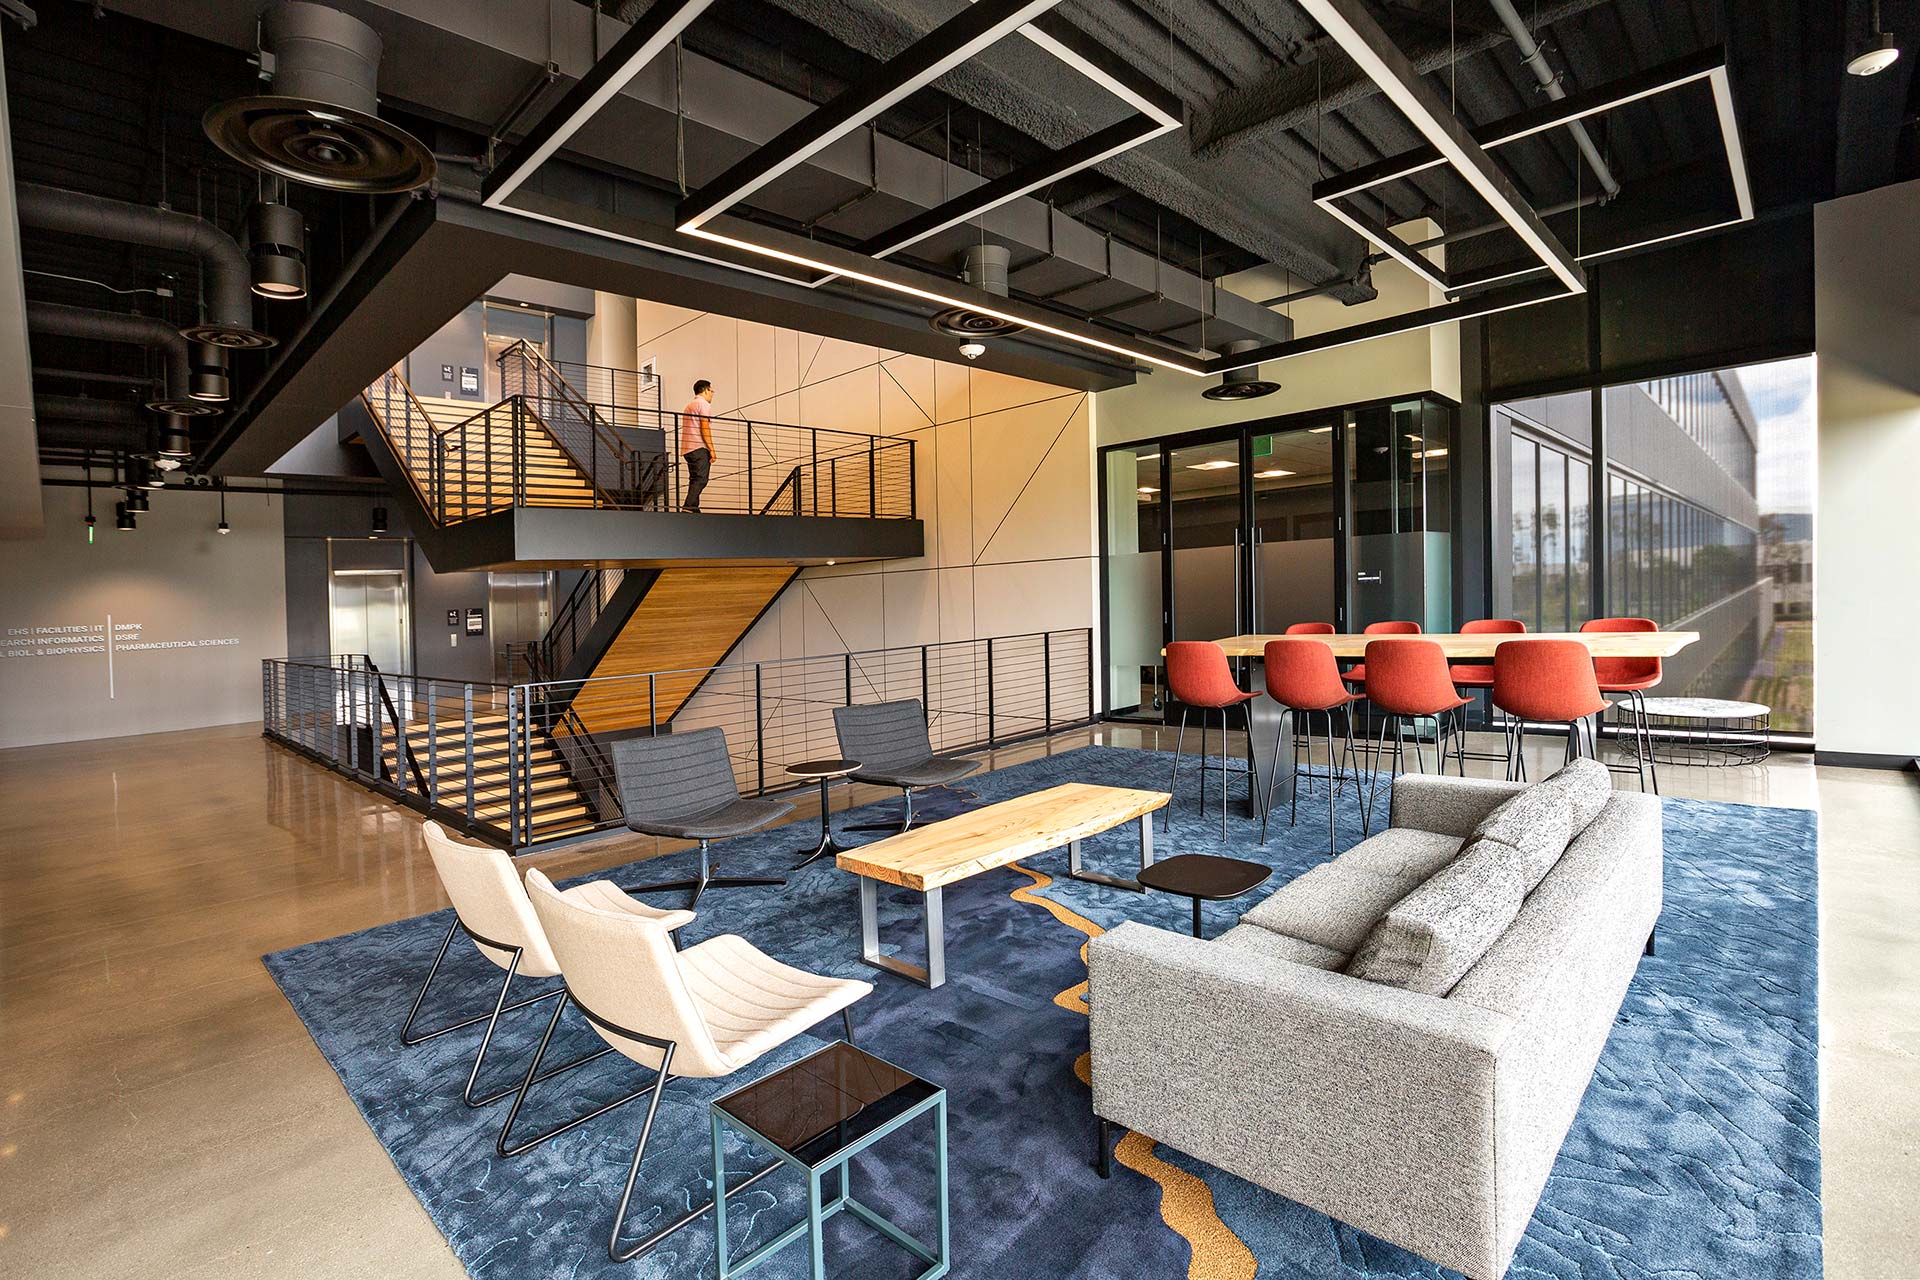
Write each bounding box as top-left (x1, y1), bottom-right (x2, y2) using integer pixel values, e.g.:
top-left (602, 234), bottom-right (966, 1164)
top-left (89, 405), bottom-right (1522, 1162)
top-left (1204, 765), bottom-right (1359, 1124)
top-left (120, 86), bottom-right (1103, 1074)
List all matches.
top-left (1733, 356), bottom-right (1816, 515)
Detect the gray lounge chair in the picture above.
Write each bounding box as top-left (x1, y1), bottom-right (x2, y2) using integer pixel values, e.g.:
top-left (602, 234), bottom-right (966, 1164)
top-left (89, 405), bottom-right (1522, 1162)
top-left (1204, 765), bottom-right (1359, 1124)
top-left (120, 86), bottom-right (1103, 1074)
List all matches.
top-left (611, 727), bottom-right (791, 907)
top-left (833, 699), bottom-right (981, 835)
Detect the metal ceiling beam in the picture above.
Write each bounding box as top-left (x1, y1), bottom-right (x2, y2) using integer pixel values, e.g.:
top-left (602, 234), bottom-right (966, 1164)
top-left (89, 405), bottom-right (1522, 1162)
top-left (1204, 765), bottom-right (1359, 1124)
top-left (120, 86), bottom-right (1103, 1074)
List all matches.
top-left (1188, 0), bottom-right (1615, 158)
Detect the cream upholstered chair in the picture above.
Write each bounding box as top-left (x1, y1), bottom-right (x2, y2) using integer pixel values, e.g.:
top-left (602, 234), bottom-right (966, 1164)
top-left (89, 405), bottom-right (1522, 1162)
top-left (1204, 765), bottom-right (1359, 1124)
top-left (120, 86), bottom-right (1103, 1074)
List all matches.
top-left (401, 821), bottom-right (695, 1107)
top-left (506, 868), bottom-right (872, 1263)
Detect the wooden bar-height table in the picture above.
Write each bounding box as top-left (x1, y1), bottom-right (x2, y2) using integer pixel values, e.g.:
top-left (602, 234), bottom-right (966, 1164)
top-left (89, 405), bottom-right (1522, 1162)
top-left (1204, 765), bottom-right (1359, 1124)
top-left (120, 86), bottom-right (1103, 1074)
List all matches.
top-left (1200, 631), bottom-right (1700, 805)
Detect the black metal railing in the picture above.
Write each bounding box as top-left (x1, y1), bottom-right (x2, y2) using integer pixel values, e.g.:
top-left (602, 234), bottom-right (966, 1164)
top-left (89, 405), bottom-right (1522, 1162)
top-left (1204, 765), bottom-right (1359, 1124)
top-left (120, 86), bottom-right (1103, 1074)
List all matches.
top-left (262, 655), bottom-right (528, 847)
top-left (361, 359), bottom-right (917, 526)
top-left (538, 567), bottom-right (628, 681)
top-left (263, 627), bottom-right (1094, 853)
top-left (502, 627), bottom-right (1095, 848)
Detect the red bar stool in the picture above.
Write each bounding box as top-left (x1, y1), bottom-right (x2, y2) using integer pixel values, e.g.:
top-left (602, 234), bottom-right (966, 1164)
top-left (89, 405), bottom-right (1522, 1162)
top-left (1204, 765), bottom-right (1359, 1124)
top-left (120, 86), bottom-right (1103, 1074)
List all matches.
top-left (1164, 641), bottom-right (1266, 841)
top-left (1358, 638), bottom-right (1471, 831)
top-left (1580, 617), bottom-right (1664, 793)
top-left (1490, 639), bottom-right (1610, 781)
top-left (1342, 620), bottom-right (1421, 691)
top-left (1450, 618), bottom-right (1526, 765)
top-left (1260, 638), bottom-right (1359, 856)
top-left (1449, 618), bottom-right (1526, 691)
top-left (1284, 622), bottom-right (1335, 635)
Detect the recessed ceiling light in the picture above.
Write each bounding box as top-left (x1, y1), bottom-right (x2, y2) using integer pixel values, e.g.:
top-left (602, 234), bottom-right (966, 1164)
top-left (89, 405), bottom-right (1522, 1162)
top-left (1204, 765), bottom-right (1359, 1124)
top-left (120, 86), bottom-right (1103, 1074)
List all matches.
top-left (1413, 447), bottom-right (1450, 459)
top-left (1137, 485), bottom-right (1160, 494)
top-left (1254, 468), bottom-right (1295, 478)
top-left (1186, 459), bottom-right (1238, 471)
top-left (1135, 452), bottom-right (1160, 462)
top-left (1308, 426), bottom-right (1333, 434)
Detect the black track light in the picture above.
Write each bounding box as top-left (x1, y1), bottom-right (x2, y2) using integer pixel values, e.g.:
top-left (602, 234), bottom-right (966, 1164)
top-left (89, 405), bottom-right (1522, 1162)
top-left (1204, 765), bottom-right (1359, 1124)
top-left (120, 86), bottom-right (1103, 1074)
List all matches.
top-left (248, 200), bottom-right (309, 299)
top-left (370, 505), bottom-right (388, 538)
top-left (115, 501), bottom-right (137, 531)
top-left (126, 487), bottom-right (150, 514)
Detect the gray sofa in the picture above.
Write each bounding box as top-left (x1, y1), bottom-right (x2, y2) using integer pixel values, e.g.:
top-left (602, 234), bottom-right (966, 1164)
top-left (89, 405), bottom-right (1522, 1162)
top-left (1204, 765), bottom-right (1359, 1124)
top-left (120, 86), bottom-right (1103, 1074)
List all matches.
top-left (1088, 771), bottom-right (1662, 1280)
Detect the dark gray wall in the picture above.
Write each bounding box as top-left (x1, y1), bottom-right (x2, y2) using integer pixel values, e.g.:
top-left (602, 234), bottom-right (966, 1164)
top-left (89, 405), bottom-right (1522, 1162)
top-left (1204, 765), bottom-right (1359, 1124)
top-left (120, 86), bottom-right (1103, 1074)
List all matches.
top-left (281, 492), bottom-right (494, 681)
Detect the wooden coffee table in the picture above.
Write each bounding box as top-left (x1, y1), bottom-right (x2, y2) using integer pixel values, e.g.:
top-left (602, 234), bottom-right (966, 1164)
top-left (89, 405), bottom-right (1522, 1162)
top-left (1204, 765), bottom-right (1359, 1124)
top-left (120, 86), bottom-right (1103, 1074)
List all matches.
top-left (835, 783), bottom-right (1170, 988)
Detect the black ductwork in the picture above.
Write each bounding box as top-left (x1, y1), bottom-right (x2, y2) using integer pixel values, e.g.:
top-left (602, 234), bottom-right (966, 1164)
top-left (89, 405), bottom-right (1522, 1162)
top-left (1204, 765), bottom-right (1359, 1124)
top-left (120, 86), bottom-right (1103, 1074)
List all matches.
top-left (15, 183), bottom-right (275, 350)
top-left (25, 302), bottom-right (212, 416)
top-left (33, 397), bottom-right (152, 453)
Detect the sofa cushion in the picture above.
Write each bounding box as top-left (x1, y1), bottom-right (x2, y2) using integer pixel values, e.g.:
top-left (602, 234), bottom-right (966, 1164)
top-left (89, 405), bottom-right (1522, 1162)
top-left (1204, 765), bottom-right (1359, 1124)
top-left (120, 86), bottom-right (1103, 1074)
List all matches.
top-left (1345, 838), bottom-right (1531, 996)
top-left (1467, 783), bottom-right (1576, 889)
top-left (1215, 923), bottom-right (1347, 971)
top-left (1241, 862), bottom-right (1420, 954)
top-left (1531, 757), bottom-right (1614, 833)
top-left (1335, 828), bottom-right (1464, 880)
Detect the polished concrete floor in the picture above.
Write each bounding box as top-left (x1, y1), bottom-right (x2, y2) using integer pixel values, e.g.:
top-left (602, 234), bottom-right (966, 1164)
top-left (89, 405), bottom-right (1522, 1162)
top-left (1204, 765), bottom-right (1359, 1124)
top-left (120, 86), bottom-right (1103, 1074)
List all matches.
top-left (0, 720), bottom-right (1913, 1278)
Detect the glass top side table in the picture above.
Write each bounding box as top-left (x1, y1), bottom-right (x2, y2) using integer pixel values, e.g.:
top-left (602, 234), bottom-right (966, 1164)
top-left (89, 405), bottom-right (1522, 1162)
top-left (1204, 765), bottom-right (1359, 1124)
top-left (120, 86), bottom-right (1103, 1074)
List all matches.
top-left (787, 758), bottom-right (863, 870)
top-left (712, 1041), bottom-right (949, 1279)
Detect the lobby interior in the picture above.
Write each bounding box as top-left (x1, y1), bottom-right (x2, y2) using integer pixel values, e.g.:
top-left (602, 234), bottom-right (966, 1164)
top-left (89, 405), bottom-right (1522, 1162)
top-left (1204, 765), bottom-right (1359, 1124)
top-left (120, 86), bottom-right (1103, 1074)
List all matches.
top-left (1, 2), bottom-right (1916, 1279)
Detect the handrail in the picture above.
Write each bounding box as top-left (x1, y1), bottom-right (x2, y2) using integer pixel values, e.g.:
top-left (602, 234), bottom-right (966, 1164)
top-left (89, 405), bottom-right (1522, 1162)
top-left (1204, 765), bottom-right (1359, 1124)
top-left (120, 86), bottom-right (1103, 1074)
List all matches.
top-left (359, 368), bottom-right (440, 515)
top-left (365, 655), bottom-right (428, 795)
top-left (758, 465), bottom-right (802, 516)
top-left (497, 339), bottom-right (633, 507)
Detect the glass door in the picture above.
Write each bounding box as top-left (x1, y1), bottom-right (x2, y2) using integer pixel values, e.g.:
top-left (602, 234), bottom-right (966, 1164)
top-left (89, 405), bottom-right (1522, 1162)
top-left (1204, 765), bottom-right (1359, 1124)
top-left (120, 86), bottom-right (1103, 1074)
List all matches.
top-left (482, 302), bottom-right (553, 400)
top-left (1102, 445), bottom-right (1166, 718)
top-left (1347, 398), bottom-right (1453, 631)
top-left (1251, 422), bottom-right (1341, 633)
top-left (1167, 436), bottom-right (1247, 646)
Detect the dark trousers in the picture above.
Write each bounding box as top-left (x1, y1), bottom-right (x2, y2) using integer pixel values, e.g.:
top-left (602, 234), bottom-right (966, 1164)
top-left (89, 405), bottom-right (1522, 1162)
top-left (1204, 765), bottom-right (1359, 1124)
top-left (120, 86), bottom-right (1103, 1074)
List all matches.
top-left (682, 447), bottom-right (712, 511)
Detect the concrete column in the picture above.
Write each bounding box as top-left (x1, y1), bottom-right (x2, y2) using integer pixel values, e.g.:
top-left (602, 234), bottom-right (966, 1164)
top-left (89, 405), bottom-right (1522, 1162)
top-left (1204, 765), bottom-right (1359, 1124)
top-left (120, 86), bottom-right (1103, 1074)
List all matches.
top-left (587, 292), bottom-right (638, 370)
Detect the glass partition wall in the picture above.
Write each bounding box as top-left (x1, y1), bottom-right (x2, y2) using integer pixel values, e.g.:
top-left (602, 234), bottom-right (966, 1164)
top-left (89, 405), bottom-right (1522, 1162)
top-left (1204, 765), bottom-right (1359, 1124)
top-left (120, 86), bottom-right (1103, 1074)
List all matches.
top-left (1101, 396), bottom-right (1455, 720)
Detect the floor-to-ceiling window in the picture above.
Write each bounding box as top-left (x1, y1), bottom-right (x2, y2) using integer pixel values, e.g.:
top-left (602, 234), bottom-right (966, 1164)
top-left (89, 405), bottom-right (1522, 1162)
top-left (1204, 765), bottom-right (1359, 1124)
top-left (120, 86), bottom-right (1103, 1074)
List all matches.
top-left (1493, 357), bottom-right (1815, 736)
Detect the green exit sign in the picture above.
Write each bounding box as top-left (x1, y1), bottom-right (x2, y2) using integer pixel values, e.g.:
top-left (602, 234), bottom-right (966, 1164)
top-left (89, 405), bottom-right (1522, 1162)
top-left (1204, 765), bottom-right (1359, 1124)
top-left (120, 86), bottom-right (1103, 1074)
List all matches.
top-left (1253, 434), bottom-right (1274, 457)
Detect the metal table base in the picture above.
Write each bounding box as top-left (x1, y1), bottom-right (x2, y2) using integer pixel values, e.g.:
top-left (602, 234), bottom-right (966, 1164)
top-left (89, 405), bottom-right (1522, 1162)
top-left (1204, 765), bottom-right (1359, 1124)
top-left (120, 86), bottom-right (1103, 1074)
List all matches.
top-left (856, 814), bottom-right (1156, 988)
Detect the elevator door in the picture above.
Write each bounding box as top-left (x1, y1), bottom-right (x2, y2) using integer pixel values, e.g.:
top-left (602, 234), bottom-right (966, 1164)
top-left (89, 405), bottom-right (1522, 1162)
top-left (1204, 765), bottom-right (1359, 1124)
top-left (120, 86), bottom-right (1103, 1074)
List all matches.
top-left (330, 572), bottom-right (409, 675)
top-left (488, 572), bottom-right (552, 681)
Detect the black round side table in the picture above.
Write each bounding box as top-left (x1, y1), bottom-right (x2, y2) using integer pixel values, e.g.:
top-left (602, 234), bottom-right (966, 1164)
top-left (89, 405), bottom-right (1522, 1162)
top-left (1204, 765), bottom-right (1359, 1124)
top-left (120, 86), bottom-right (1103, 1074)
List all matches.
top-left (787, 758), bottom-right (862, 870)
top-left (1136, 853), bottom-right (1274, 939)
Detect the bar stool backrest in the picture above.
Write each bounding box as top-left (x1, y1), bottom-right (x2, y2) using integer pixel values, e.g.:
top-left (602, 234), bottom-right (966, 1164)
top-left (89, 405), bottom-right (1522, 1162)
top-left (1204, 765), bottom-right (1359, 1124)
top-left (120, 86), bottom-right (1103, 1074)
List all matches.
top-left (1263, 638), bottom-right (1349, 710)
top-left (1361, 638), bottom-right (1458, 715)
top-left (1492, 639), bottom-right (1608, 721)
top-left (524, 868), bottom-right (729, 1076)
top-left (1580, 616), bottom-right (1662, 686)
top-left (421, 820), bottom-right (560, 977)
top-left (1164, 641), bottom-right (1245, 708)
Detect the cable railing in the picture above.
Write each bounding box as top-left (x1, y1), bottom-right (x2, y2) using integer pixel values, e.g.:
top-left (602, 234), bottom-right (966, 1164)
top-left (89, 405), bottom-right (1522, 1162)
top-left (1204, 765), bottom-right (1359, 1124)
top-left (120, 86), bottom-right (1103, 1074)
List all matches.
top-left (505, 627), bottom-right (1095, 849)
top-left (262, 656), bottom-right (539, 847)
top-left (262, 627), bottom-right (1094, 853)
top-left (360, 358), bottom-right (917, 525)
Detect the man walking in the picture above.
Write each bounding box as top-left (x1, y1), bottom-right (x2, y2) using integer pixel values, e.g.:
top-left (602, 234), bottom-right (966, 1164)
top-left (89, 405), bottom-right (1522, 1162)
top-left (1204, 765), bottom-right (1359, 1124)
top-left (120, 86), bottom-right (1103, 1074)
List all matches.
top-left (680, 378), bottom-right (716, 512)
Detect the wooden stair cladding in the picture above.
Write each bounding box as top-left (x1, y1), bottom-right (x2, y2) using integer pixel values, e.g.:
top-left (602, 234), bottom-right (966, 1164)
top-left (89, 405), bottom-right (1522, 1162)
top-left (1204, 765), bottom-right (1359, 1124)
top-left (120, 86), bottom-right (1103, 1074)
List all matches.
top-left (565, 565), bottom-right (799, 735)
top-left (385, 713), bottom-right (597, 842)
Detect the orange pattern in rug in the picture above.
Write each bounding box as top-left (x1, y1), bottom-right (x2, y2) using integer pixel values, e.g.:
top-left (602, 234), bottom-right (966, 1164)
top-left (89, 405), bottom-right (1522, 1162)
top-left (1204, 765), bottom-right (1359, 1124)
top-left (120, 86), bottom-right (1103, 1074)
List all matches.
top-left (1008, 863), bottom-right (1256, 1280)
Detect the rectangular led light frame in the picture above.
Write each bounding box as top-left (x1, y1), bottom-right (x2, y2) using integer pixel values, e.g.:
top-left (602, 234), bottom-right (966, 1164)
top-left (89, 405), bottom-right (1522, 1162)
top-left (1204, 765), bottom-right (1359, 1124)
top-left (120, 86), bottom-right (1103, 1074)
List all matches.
top-left (1313, 46), bottom-right (1752, 295)
top-left (479, 0), bottom-right (1737, 380)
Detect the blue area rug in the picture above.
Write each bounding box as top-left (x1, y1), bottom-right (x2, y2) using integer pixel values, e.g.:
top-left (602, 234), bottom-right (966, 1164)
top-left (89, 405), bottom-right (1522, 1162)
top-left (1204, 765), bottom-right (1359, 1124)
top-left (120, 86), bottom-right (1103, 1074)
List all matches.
top-left (264, 745), bottom-right (1821, 1279)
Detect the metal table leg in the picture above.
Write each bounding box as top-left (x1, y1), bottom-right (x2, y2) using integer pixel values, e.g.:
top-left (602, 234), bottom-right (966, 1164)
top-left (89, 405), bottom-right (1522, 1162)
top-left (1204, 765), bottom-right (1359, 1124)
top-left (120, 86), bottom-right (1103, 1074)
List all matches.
top-left (792, 775), bottom-right (855, 870)
top-left (1065, 820), bottom-right (1151, 892)
top-left (858, 876), bottom-right (946, 988)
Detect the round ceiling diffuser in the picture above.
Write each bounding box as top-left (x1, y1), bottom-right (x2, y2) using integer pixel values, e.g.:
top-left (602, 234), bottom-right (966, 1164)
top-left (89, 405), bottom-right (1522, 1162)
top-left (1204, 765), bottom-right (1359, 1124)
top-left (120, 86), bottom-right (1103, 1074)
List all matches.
top-left (1202, 340), bottom-right (1281, 400)
top-left (203, 3), bottom-right (435, 195)
top-left (930, 307), bottom-right (1026, 339)
top-left (1201, 376), bottom-right (1283, 401)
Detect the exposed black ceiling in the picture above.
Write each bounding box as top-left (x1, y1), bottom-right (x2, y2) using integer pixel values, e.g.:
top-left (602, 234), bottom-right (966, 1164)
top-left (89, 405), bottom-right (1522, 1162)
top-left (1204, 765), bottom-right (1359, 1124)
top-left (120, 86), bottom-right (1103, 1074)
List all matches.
top-left (6, 0), bottom-right (1905, 476)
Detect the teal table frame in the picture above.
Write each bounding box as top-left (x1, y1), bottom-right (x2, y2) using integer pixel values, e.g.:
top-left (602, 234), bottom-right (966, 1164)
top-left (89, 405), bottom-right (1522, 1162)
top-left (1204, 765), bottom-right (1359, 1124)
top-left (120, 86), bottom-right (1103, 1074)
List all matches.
top-left (711, 1083), bottom-right (950, 1279)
